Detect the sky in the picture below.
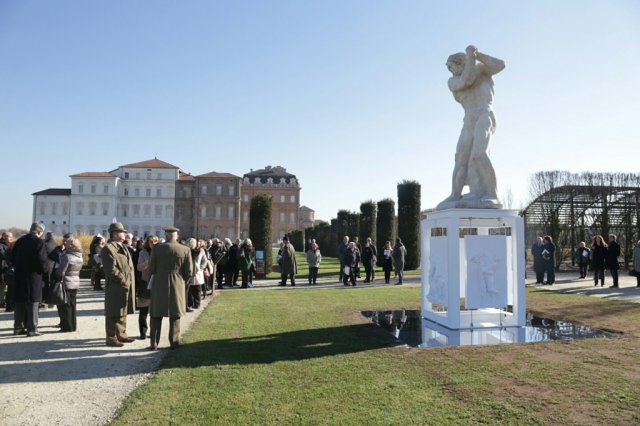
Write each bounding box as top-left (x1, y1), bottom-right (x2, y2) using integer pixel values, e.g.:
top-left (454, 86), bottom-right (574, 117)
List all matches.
top-left (1, 1), bottom-right (639, 229)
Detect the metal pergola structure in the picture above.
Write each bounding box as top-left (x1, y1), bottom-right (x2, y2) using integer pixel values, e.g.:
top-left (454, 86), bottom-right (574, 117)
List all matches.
top-left (521, 184), bottom-right (640, 266)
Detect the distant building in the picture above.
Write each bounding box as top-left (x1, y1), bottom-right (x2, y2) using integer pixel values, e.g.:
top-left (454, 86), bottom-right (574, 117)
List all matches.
top-left (299, 205), bottom-right (315, 230)
top-left (241, 166), bottom-right (300, 242)
top-left (32, 188), bottom-right (71, 235)
top-left (32, 159), bottom-right (310, 241)
top-left (176, 171), bottom-right (242, 240)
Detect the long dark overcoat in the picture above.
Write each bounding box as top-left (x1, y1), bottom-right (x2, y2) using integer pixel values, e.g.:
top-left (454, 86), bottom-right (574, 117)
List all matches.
top-left (280, 243), bottom-right (297, 275)
top-left (11, 233), bottom-right (50, 303)
top-left (101, 240), bottom-right (135, 317)
top-left (149, 241), bottom-right (193, 318)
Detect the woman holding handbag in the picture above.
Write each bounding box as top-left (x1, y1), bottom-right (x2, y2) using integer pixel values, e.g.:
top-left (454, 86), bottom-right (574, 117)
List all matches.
top-left (58, 236), bottom-right (83, 332)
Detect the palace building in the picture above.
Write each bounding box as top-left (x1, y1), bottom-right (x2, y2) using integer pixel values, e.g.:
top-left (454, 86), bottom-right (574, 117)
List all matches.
top-left (32, 158), bottom-right (313, 242)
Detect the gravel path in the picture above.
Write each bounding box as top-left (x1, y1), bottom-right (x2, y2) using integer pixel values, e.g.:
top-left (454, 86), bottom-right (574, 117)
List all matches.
top-left (0, 279), bottom-right (213, 426)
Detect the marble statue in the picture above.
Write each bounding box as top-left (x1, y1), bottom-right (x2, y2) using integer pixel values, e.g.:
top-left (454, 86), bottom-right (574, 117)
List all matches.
top-left (436, 45), bottom-right (505, 210)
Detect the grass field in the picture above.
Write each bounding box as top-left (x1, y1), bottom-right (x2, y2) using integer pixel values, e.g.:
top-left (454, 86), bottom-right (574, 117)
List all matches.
top-left (112, 285), bottom-right (640, 425)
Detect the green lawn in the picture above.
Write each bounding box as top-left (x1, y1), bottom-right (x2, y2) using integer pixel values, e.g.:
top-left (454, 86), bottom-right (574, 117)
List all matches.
top-left (265, 249), bottom-right (420, 280)
top-left (112, 286), bottom-right (640, 424)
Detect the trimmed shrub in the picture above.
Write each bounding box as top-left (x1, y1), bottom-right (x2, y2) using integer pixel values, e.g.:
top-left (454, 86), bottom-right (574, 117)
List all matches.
top-left (397, 180), bottom-right (421, 269)
top-left (250, 193), bottom-right (273, 276)
top-left (359, 201), bottom-right (377, 245)
top-left (376, 198), bottom-right (395, 266)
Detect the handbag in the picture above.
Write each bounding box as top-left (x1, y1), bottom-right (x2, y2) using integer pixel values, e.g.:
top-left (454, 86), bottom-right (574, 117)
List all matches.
top-left (47, 280), bottom-right (67, 306)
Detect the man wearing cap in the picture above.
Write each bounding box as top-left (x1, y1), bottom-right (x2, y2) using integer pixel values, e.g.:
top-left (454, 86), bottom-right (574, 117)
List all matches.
top-left (10, 223), bottom-right (50, 336)
top-left (279, 235), bottom-right (297, 286)
top-left (101, 222), bottom-right (136, 347)
top-left (148, 226), bottom-right (193, 350)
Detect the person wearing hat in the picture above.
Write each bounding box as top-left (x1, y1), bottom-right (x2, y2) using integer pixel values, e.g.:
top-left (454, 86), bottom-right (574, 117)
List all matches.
top-left (101, 222), bottom-right (136, 347)
top-left (148, 226), bottom-right (193, 350)
top-left (278, 235), bottom-right (297, 286)
top-left (10, 223), bottom-right (50, 336)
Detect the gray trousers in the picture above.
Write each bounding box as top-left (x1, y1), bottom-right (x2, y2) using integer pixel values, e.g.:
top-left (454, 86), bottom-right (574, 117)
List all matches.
top-left (150, 317), bottom-right (180, 347)
top-left (14, 302), bottom-right (39, 333)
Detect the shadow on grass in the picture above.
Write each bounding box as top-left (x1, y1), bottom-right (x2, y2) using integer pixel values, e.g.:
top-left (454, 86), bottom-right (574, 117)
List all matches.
top-left (166, 323), bottom-right (399, 367)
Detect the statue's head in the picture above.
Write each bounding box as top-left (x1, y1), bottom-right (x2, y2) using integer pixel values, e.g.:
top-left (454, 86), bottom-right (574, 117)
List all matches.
top-left (446, 53), bottom-right (465, 76)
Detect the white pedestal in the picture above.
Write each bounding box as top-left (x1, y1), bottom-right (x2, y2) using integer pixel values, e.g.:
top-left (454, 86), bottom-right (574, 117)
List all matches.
top-left (421, 209), bottom-right (525, 329)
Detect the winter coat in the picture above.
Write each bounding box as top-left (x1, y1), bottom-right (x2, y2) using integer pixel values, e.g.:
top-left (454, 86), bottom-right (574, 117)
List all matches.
top-left (531, 243), bottom-right (545, 273)
top-left (280, 243), bottom-right (297, 275)
top-left (191, 248), bottom-right (207, 285)
top-left (341, 248), bottom-right (360, 268)
top-left (149, 241), bottom-right (193, 318)
top-left (575, 247), bottom-right (590, 266)
top-left (392, 243), bottom-right (407, 272)
top-left (101, 240), bottom-right (135, 317)
top-left (542, 242), bottom-right (555, 263)
top-left (10, 233), bottom-right (50, 304)
top-left (136, 248), bottom-right (153, 301)
top-left (306, 249), bottom-right (321, 268)
top-left (382, 247), bottom-right (393, 272)
top-left (59, 248), bottom-right (83, 290)
top-left (633, 243), bottom-right (640, 272)
top-left (590, 244), bottom-right (607, 269)
top-left (238, 244), bottom-right (253, 272)
top-left (361, 245), bottom-right (377, 267)
top-left (605, 240), bottom-right (620, 270)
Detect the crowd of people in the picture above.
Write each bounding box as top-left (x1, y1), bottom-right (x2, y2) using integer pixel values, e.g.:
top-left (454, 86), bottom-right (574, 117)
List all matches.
top-left (336, 236), bottom-right (407, 286)
top-left (1, 223), bottom-right (416, 345)
top-left (532, 233), bottom-right (640, 288)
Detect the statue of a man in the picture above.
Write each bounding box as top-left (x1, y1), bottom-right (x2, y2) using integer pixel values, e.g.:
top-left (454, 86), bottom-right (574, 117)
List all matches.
top-left (437, 45), bottom-right (505, 210)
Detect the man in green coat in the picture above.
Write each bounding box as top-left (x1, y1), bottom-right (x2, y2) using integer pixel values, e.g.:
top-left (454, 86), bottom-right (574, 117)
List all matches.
top-left (101, 223), bottom-right (135, 347)
top-left (148, 226), bottom-right (193, 350)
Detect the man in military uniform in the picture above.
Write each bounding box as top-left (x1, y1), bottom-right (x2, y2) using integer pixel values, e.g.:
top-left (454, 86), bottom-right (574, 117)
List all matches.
top-left (148, 226), bottom-right (193, 350)
top-left (101, 222), bottom-right (135, 347)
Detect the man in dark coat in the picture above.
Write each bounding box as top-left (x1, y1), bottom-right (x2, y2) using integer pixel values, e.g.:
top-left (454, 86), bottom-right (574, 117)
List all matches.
top-left (0, 231), bottom-right (15, 311)
top-left (227, 238), bottom-right (241, 286)
top-left (11, 223), bottom-right (50, 336)
top-left (337, 236), bottom-right (349, 282)
top-left (279, 236), bottom-right (297, 286)
top-left (148, 226), bottom-right (193, 350)
top-left (606, 234), bottom-right (621, 288)
top-left (361, 237), bottom-right (377, 283)
top-left (101, 222), bottom-right (136, 347)
top-left (531, 237), bottom-right (545, 284)
top-left (542, 235), bottom-right (556, 285)
top-left (392, 238), bottom-right (407, 285)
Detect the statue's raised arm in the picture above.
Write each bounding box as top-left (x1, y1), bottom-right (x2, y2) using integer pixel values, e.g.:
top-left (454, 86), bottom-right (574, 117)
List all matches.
top-left (437, 45), bottom-right (505, 211)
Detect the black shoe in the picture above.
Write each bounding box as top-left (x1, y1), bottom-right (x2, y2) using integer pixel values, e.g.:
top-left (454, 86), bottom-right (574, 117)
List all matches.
top-left (609, 285), bottom-right (618, 288)
top-left (291, 283), bottom-right (295, 286)
top-left (13, 329), bottom-right (27, 336)
top-left (278, 283), bottom-right (286, 286)
top-left (139, 335), bottom-right (147, 340)
top-left (186, 307), bottom-right (194, 312)
top-left (26, 331), bottom-right (42, 337)
top-left (170, 343), bottom-right (182, 350)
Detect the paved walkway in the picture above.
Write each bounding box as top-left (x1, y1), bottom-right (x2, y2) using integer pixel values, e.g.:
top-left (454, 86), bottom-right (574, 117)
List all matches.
top-left (526, 271), bottom-right (640, 304)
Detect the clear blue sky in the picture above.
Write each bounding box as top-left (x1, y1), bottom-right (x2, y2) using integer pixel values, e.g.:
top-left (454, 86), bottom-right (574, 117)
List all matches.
top-left (1, 1), bottom-right (639, 229)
